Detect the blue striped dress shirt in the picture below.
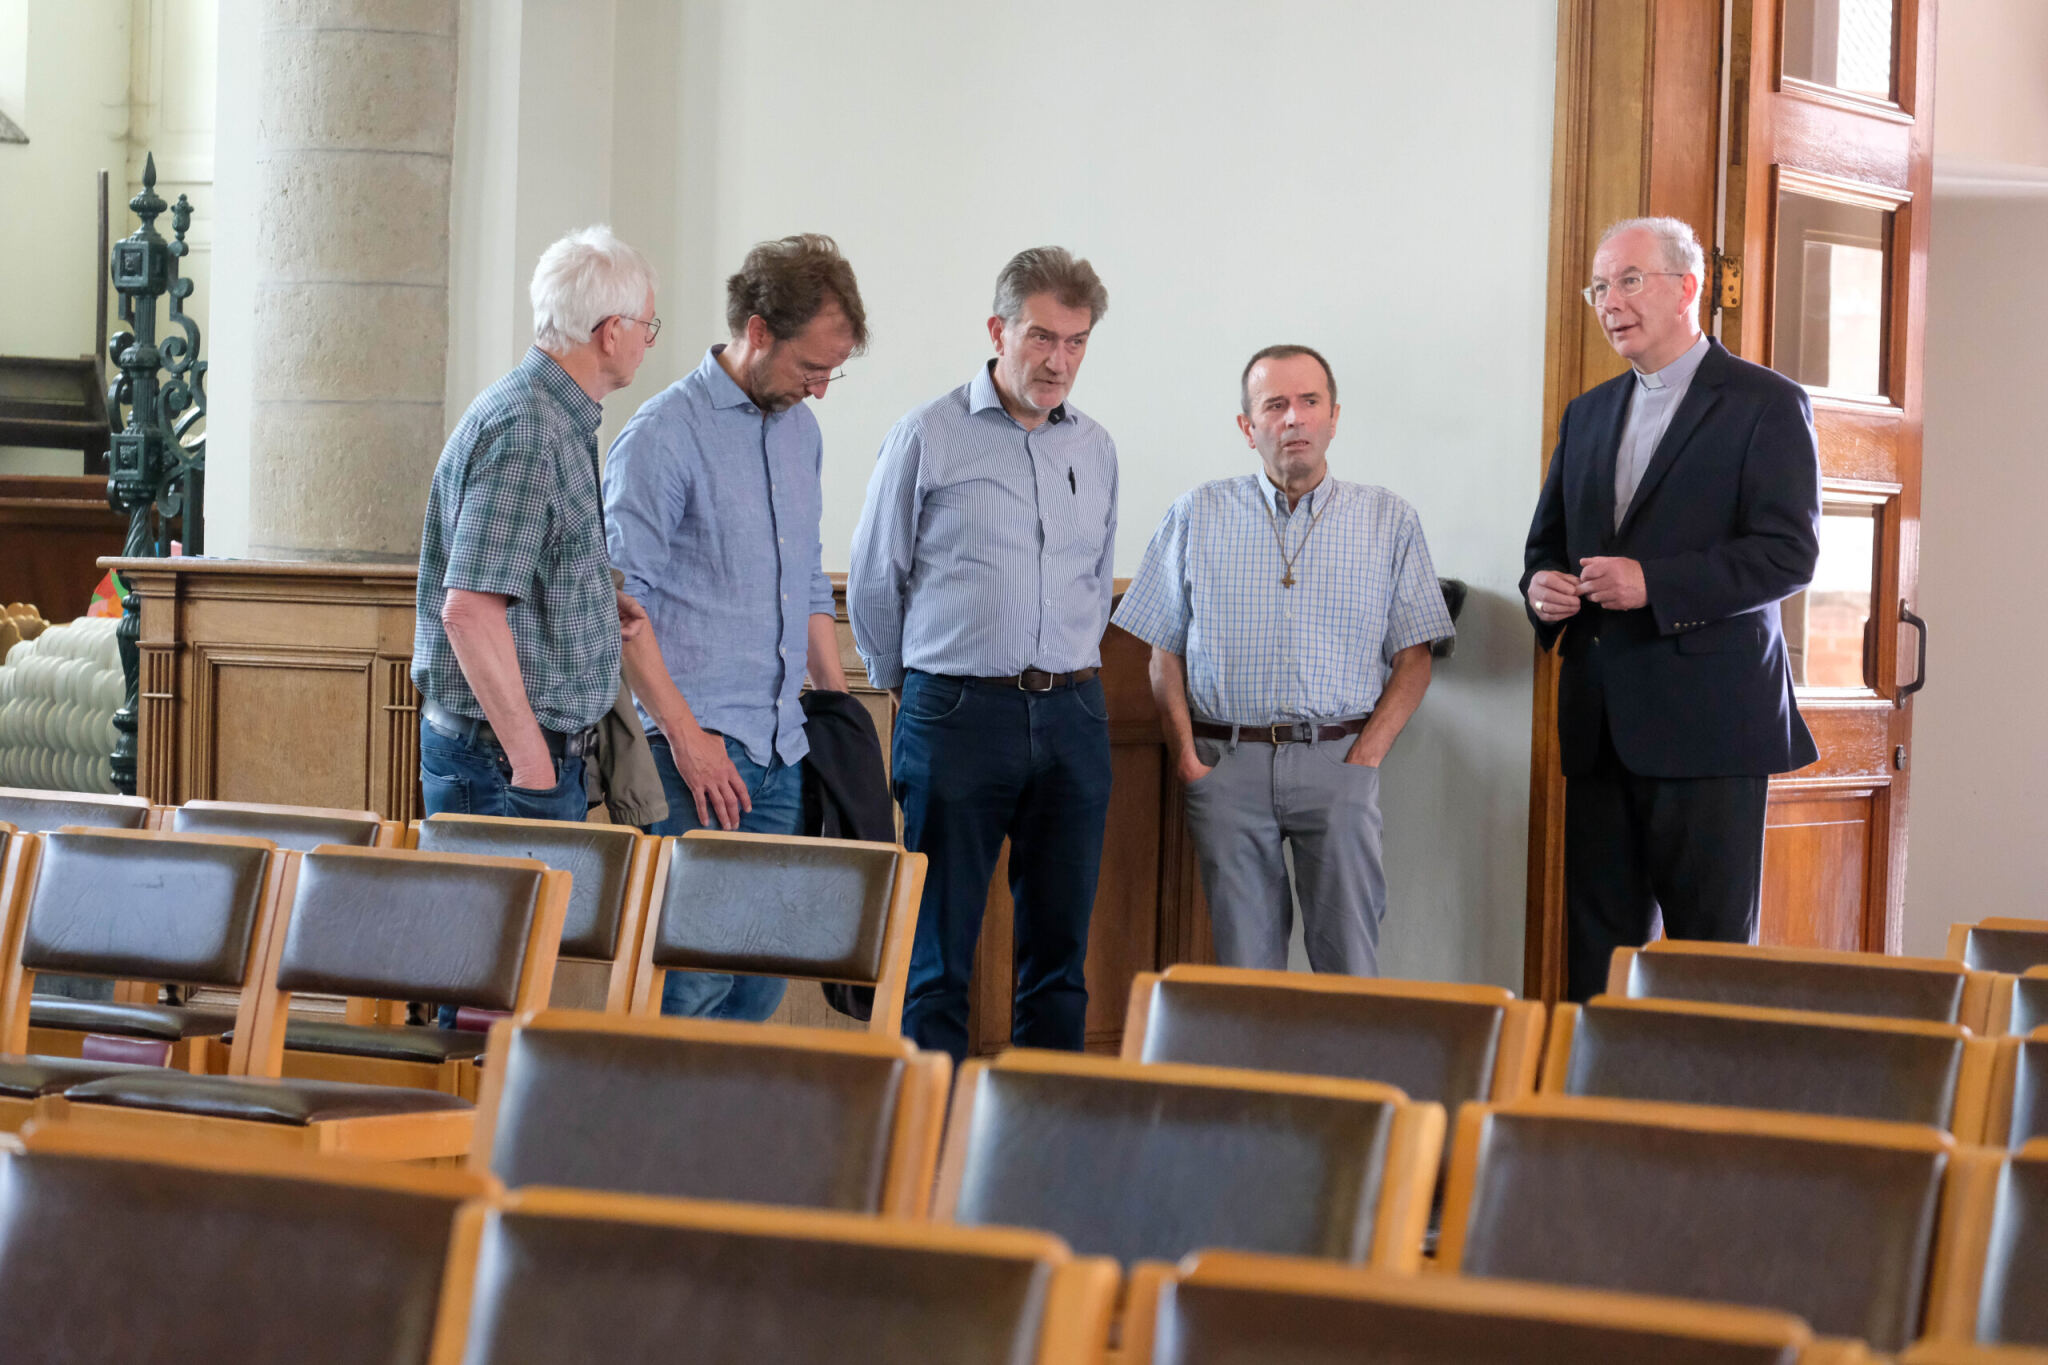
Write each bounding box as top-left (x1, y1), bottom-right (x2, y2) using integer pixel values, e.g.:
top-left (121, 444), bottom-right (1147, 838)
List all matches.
top-left (1113, 473), bottom-right (1455, 725)
top-left (847, 362), bottom-right (1118, 689)
top-left (603, 347), bottom-right (836, 768)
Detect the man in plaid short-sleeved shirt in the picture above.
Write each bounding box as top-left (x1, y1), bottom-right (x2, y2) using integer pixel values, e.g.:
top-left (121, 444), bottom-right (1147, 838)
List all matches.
top-left (412, 226), bottom-right (660, 823)
top-left (1114, 345), bottom-right (1454, 976)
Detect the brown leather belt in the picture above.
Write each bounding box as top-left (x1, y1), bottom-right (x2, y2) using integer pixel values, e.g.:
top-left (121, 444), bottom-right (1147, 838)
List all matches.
top-left (967, 668), bottom-right (1100, 692)
top-left (1191, 716), bottom-right (1370, 744)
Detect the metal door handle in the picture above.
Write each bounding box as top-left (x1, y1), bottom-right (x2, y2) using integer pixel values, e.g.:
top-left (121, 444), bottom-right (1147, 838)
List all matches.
top-left (1897, 601), bottom-right (1928, 706)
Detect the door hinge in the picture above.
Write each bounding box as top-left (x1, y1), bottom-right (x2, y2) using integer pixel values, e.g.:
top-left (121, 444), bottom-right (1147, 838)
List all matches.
top-left (1714, 251), bottom-right (1743, 312)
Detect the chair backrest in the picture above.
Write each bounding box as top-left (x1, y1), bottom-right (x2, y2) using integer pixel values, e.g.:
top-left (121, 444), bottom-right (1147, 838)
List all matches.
top-left (254, 846), bottom-right (568, 1071)
top-left (1439, 1095), bottom-right (1993, 1353)
top-left (2, 828), bottom-right (286, 1069)
top-left (423, 1189), bottom-right (1119, 1365)
top-left (1922, 1139), bottom-right (2048, 1351)
top-left (633, 832), bottom-right (923, 1034)
top-left (934, 1050), bottom-right (1443, 1269)
top-left (1611, 941), bottom-right (1992, 1030)
top-left (1123, 1250), bottom-right (1849, 1365)
top-left (0, 1126), bottom-right (488, 1364)
top-left (1985, 1036), bottom-right (2048, 1150)
top-left (2006, 968), bottom-right (2048, 1037)
top-left (1546, 996), bottom-right (1992, 1137)
top-left (0, 786), bottom-right (151, 831)
top-left (1126, 965), bottom-right (1544, 1105)
top-left (415, 814), bottom-right (654, 1010)
top-left (1950, 921), bottom-right (2048, 976)
top-left (473, 1011), bottom-right (950, 1215)
top-left (172, 799), bottom-right (389, 852)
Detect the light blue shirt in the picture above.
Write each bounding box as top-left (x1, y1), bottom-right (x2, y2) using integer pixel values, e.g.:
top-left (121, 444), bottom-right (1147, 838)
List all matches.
top-left (847, 362), bottom-right (1118, 689)
top-left (1616, 333), bottom-right (1711, 528)
top-left (1113, 472), bottom-right (1455, 725)
top-left (603, 346), bottom-right (836, 768)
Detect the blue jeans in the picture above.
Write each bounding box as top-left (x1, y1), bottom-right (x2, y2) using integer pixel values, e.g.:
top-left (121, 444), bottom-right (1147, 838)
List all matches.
top-left (419, 717), bottom-right (587, 1025)
top-left (891, 671), bottom-right (1112, 1062)
top-left (646, 732), bottom-right (802, 1021)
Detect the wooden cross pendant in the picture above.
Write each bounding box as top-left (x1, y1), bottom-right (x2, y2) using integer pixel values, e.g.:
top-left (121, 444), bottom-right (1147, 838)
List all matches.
top-left (1281, 573), bottom-right (1295, 588)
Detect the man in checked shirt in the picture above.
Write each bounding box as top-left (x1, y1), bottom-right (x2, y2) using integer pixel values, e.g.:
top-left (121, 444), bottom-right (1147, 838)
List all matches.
top-left (1114, 345), bottom-right (1454, 976)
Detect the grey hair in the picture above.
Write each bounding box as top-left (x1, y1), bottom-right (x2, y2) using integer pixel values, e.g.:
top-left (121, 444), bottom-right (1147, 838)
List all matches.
top-left (1598, 216), bottom-right (1707, 282)
top-left (530, 224), bottom-right (658, 351)
top-left (992, 246), bottom-right (1109, 328)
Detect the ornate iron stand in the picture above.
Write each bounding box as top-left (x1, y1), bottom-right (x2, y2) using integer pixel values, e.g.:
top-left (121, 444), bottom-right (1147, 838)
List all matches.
top-left (105, 154), bottom-right (207, 796)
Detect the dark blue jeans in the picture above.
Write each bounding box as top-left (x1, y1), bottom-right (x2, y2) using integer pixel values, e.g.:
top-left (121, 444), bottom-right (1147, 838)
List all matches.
top-left (892, 670), bottom-right (1113, 1062)
top-left (645, 732), bottom-right (801, 1022)
top-left (419, 717), bottom-right (587, 1026)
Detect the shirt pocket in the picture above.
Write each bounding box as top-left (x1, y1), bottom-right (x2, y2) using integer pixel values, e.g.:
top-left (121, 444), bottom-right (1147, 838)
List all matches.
top-left (1057, 457), bottom-right (1114, 559)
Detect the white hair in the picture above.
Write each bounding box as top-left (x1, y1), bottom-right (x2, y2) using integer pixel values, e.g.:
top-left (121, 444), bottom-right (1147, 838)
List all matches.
top-left (1598, 216), bottom-right (1707, 282)
top-left (529, 225), bottom-right (657, 351)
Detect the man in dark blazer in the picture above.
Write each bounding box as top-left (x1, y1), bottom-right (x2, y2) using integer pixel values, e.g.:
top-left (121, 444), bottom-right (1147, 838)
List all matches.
top-left (1522, 216), bottom-right (1821, 1002)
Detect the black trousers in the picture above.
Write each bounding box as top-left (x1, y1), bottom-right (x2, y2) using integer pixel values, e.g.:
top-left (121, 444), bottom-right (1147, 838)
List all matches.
top-left (1564, 723), bottom-right (1769, 1002)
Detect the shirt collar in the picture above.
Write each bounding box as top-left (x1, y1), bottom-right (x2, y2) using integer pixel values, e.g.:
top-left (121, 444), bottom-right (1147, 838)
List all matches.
top-left (971, 359), bottom-right (1068, 425)
top-left (521, 346), bottom-right (604, 434)
top-left (699, 344), bottom-right (760, 411)
top-left (1633, 333), bottom-right (1711, 393)
top-left (1257, 468), bottom-right (1331, 514)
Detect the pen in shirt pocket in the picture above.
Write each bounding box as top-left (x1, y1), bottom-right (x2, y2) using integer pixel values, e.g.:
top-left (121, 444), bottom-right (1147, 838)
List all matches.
top-left (1068, 468), bottom-right (1076, 495)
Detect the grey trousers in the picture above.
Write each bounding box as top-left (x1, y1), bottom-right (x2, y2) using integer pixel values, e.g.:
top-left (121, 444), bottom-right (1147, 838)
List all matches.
top-left (1181, 730), bottom-right (1387, 976)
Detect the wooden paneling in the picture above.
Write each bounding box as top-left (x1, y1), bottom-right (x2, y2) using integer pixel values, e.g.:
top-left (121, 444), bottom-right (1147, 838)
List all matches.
top-left (1762, 789), bottom-right (1876, 952)
top-left (0, 477), bottom-right (127, 622)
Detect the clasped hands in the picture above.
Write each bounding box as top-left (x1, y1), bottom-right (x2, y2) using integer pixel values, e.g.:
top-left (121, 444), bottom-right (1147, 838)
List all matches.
top-left (1529, 556), bottom-right (1646, 619)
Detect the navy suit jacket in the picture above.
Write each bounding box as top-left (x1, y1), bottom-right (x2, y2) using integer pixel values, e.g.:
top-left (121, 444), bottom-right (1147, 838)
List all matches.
top-left (1521, 338), bottom-right (1822, 779)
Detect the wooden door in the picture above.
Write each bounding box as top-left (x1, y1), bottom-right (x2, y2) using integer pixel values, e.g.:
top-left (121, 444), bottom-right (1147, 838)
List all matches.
top-left (1720, 0), bottom-right (1933, 952)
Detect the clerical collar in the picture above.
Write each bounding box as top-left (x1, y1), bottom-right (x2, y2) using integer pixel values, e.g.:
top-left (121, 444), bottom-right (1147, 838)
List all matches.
top-left (1633, 334), bottom-right (1710, 393)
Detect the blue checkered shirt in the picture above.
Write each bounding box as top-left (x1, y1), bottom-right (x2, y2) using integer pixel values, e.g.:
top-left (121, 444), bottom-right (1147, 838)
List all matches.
top-left (412, 347), bottom-right (620, 733)
top-left (1113, 473), bottom-right (1454, 725)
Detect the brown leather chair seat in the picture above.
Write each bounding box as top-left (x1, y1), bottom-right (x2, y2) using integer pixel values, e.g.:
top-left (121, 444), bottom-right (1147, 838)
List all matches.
top-left (1978, 1149), bottom-right (2048, 1347)
top-left (220, 1019), bottom-right (491, 1064)
top-left (29, 995), bottom-right (239, 1040)
top-left (61, 1071), bottom-right (474, 1125)
top-left (0, 788), bottom-right (151, 831)
top-left (0, 1055), bottom-right (165, 1099)
top-left (2012, 974), bottom-right (2048, 1036)
top-left (1955, 925), bottom-right (2048, 975)
top-left (1559, 998), bottom-right (1972, 1129)
top-left (170, 802), bottom-right (383, 852)
top-left (1619, 946), bottom-right (1969, 1023)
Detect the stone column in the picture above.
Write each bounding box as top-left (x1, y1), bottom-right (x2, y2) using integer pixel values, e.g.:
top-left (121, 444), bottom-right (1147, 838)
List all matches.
top-left (247, 0), bottom-right (456, 562)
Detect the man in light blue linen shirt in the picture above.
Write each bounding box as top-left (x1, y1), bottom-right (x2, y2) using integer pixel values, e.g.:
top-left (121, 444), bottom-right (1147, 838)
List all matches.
top-left (1115, 345), bottom-right (1454, 976)
top-left (847, 246), bottom-right (1117, 1062)
top-left (604, 234), bottom-right (862, 1021)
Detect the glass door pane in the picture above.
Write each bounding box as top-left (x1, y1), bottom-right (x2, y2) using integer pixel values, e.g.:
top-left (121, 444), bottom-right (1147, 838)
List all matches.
top-left (1782, 0), bottom-right (1895, 98)
top-left (1783, 502), bottom-right (1878, 689)
top-left (1773, 192), bottom-right (1890, 397)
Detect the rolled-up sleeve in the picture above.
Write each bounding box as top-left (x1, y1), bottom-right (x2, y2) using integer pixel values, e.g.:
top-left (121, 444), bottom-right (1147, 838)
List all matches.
top-left (1384, 506), bottom-right (1456, 661)
top-left (444, 431), bottom-right (547, 601)
top-left (602, 409), bottom-right (684, 608)
top-left (846, 417), bottom-right (924, 688)
top-left (1111, 497), bottom-right (1193, 655)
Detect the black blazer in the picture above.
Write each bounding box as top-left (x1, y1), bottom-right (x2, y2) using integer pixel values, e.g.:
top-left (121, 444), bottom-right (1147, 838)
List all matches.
top-left (1521, 338), bottom-right (1821, 779)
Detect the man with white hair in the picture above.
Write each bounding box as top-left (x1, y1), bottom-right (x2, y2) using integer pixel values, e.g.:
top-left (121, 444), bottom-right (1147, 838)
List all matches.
top-left (1522, 216), bottom-right (1821, 1001)
top-left (413, 224), bottom-right (660, 823)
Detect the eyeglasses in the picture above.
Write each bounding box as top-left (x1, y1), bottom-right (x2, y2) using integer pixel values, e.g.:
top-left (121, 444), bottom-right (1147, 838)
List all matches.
top-left (1581, 272), bottom-right (1685, 307)
top-left (798, 367), bottom-right (849, 388)
top-left (612, 313), bottom-right (661, 341)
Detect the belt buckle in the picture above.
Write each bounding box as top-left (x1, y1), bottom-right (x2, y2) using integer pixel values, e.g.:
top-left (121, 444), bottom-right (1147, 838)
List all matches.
top-left (1017, 670), bottom-right (1055, 693)
top-left (1270, 722), bottom-right (1295, 744)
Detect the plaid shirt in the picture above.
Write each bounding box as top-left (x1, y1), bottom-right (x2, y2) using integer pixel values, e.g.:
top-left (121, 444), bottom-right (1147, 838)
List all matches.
top-left (412, 347), bottom-right (619, 733)
top-left (1113, 473), bottom-right (1454, 725)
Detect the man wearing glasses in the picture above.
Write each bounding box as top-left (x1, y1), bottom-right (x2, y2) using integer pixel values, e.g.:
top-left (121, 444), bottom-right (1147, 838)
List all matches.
top-left (1522, 216), bottom-right (1821, 1002)
top-left (604, 233), bottom-right (865, 1021)
top-left (847, 246), bottom-right (1117, 1063)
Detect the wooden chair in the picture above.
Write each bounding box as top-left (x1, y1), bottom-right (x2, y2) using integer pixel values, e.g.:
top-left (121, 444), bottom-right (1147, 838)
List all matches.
top-left (422, 1188), bottom-right (1117, 1365)
top-left (1903, 1345), bottom-right (2048, 1365)
top-left (1921, 1138), bottom-right (2048, 1351)
top-left (1949, 920), bottom-right (2048, 976)
top-left (933, 1049), bottom-right (1443, 1269)
top-left (1984, 1033), bottom-right (2048, 1149)
top-left (412, 812), bottom-right (657, 1014)
top-left (1995, 967), bottom-right (2048, 1037)
top-left (1, 826), bottom-right (288, 1074)
top-left (37, 845), bottom-right (563, 1159)
top-left (1123, 1250), bottom-right (1874, 1364)
top-left (472, 1010), bottom-right (949, 1214)
top-left (0, 786), bottom-right (152, 831)
top-left (630, 831), bottom-right (924, 1035)
top-left (1610, 940), bottom-right (1997, 1031)
top-left (1437, 1095), bottom-right (2000, 1354)
top-left (1542, 995), bottom-right (1995, 1139)
top-left (0, 1124), bottom-right (490, 1363)
top-left (169, 798), bottom-right (394, 850)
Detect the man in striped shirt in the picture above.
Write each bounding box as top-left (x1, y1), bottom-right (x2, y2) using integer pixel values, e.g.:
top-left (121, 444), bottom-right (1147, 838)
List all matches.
top-left (1114, 345), bottom-right (1454, 976)
top-left (847, 247), bottom-right (1117, 1062)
